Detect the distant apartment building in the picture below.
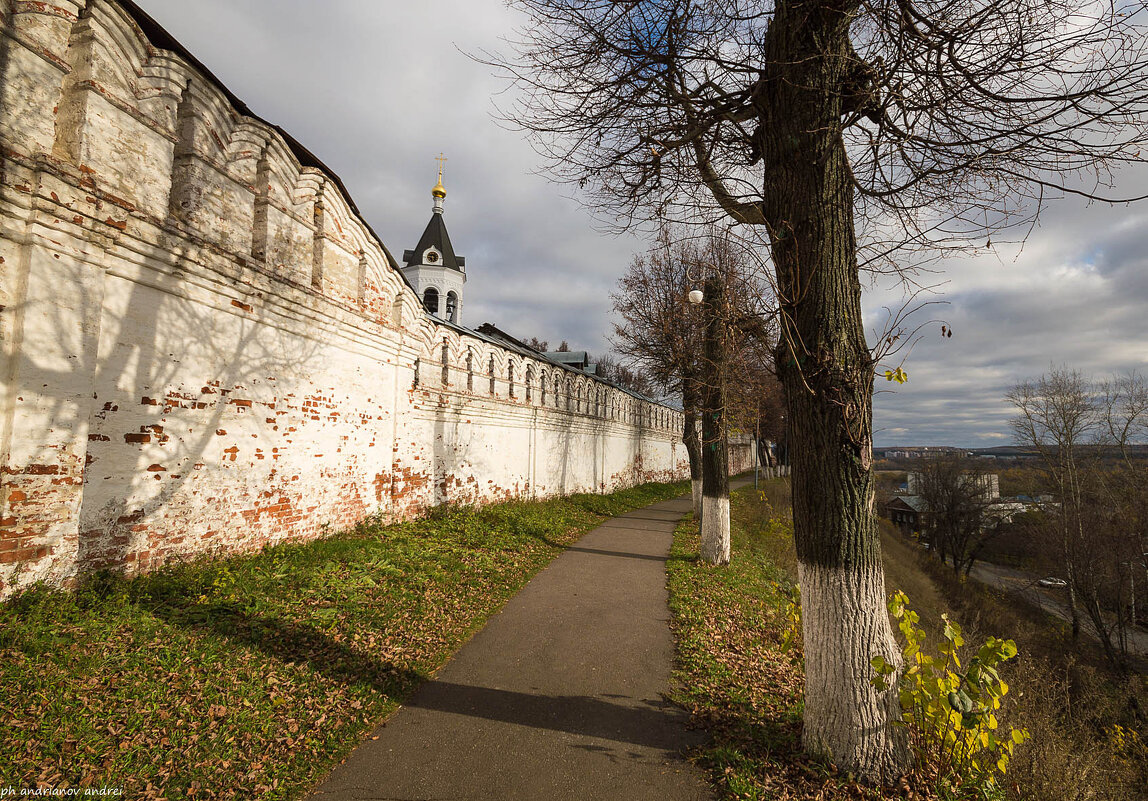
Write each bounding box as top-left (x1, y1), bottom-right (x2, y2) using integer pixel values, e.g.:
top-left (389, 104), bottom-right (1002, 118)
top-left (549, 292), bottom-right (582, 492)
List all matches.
top-left (906, 471), bottom-right (1000, 501)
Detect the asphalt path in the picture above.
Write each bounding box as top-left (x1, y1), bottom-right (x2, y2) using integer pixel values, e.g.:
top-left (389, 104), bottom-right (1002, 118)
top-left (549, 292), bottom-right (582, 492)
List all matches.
top-left (306, 487), bottom-right (735, 801)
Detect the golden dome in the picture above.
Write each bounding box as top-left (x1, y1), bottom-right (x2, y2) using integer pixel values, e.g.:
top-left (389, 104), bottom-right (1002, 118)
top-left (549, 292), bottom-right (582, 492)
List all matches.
top-left (432, 153), bottom-right (447, 199)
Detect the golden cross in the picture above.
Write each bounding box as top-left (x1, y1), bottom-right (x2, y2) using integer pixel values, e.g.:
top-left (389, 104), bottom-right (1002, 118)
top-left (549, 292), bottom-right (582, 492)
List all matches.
top-left (435, 152), bottom-right (447, 180)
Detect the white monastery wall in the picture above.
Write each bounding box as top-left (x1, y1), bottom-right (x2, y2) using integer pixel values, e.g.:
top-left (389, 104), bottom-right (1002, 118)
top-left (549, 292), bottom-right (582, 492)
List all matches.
top-left (0, 0), bottom-right (753, 596)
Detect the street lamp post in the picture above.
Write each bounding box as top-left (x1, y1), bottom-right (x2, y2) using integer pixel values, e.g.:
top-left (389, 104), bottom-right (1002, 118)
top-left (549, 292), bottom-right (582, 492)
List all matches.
top-left (700, 272), bottom-right (730, 565)
top-left (684, 273), bottom-right (705, 518)
top-left (686, 263), bottom-right (731, 565)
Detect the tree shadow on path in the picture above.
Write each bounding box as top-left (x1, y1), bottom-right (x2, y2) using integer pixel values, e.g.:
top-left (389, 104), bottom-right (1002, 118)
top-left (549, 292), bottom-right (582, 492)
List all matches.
top-left (406, 679), bottom-right (701, 753)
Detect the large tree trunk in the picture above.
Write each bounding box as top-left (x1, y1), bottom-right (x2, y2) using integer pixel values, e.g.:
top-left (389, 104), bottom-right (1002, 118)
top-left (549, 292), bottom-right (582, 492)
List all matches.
top-left (682, 374), bottom-right (704, 517)
top-left (700, 276), bottom-right (730, 566)
top-left (757, 0), bottom-right (907, 780)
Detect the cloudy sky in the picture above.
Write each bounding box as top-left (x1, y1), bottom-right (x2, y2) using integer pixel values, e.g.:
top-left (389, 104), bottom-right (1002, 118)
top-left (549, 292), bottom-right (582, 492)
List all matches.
top-left (134, 0), bottom-right (1148, 448)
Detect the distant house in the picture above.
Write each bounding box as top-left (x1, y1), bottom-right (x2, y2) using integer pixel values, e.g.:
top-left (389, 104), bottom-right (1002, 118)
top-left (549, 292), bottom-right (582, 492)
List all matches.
top-left (983, 501), bottom-right (1027, 526)
top-left (542, 350), bottom-right (600, 376)
top-left (885, 495), bottom-right (927, 536)
top-left (886, 491), bottom-right (1030, 540)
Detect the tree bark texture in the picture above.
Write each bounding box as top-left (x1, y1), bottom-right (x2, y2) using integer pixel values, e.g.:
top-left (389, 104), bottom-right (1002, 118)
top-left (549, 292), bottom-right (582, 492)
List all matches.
top-left (798, 561), bottom-right (902, 776)
top-left (700, 276), bottom-right (730, 566)
top-left (760, 0), bottom-right (907, 778)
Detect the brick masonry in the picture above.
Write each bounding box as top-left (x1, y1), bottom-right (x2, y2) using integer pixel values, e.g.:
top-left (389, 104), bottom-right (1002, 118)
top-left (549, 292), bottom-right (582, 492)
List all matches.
top-left (0, 0), bottom-right (755, 597)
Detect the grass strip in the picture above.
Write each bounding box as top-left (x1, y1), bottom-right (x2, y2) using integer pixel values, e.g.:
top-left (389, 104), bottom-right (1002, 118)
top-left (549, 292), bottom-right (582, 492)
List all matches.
top-left (0, 479), bottom-right (687, 800)
top-left (667, 482), bottom-right (893, 800)
top-left (668, 481), bottom-right (1148, 801)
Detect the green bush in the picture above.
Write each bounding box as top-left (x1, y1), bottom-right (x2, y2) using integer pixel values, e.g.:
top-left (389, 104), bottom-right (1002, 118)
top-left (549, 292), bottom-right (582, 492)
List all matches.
top-left (872, 591), bottom-right (1030, 799)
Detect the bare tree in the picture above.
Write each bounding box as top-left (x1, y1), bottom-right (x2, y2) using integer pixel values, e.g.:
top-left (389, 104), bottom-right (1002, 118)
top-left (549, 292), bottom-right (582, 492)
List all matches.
top-left (494, 0), bottom-right (1148, 778)
top-left (1092, 372), bottom-right (1148, 665)
top-left (913, 454), bottom-right (997, 577)
top-left (611, 226), bottom-right (774, 563)
top-left (612, 228), bottom-right (708, 515)
top-left (1007, 369), bottom-right (1096, 642)
top-left (594, 353), bottom-right (658, 397)
top-left (697, 271), bottom-right (738, 564)
top-left (1006, 368), bottom-right (1148, 670)
top-left (1101, 372), bottom-right (1148, 464)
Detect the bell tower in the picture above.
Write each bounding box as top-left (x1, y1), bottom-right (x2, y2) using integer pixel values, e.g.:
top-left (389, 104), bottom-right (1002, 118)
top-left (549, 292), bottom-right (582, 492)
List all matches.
top-left (401, 155), bottom-right (466, 324)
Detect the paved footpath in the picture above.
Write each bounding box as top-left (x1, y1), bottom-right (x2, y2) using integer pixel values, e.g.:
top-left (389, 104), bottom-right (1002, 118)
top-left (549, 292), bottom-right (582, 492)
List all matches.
top-left (307, 490), bottom-right (723, 801)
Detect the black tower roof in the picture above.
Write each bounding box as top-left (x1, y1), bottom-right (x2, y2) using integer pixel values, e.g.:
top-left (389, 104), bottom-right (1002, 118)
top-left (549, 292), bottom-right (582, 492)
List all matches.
top-left (403, 213), bottom-right (465, 272)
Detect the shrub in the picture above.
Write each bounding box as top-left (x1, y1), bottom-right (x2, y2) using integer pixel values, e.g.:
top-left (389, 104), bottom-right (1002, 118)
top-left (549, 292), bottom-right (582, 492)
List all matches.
top-left (872, 591), bottom-right (1030, 799)
top-left (770, 580), bottom-right (802, 657)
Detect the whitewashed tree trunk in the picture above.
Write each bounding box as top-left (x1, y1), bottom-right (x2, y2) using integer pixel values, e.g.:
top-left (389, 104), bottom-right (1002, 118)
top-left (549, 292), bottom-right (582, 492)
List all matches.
top-left (699, 494), bottom-right (730, 565)
top-left (699, 275), bottom-right (730, 567)
top-left (798, 561), bottom-right (906, 778)
top-left (756, 0), bottom-right (913, 777)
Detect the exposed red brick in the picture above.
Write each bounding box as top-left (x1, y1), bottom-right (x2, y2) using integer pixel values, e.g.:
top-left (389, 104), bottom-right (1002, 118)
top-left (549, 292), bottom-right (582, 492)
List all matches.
top-left (22, 464), bottom-right (60, 475)
top-left (124, 433), bottom-right (151, 443)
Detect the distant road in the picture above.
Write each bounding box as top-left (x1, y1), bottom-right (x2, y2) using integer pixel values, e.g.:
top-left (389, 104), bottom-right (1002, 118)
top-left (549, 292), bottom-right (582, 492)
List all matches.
top-left (968, 561), bottom-right (1148, 659)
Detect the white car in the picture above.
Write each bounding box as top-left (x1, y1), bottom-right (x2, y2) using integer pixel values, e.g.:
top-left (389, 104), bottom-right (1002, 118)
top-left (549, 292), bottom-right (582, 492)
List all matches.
top-left (1038, 577), bottom-right (1068, 589)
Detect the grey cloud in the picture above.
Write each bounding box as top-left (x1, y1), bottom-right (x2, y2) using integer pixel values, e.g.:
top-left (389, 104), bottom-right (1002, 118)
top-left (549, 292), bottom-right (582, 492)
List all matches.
top-left (138, 0), bottom-right (1148, 446)
top-left (137, 0), bottom-right (638, 355)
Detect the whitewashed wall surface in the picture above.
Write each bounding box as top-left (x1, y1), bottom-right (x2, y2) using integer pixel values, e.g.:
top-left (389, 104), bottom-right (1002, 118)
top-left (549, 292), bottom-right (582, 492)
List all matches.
top-left (0, 0), bottom-right (755, 596)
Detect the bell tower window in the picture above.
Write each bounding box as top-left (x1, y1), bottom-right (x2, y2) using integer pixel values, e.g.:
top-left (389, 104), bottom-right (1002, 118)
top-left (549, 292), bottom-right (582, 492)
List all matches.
top-left (423, 287), bottom-right (439, 315)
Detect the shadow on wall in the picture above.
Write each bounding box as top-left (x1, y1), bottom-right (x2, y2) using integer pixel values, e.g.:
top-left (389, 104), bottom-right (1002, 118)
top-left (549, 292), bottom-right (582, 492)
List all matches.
top-left (0, 0), bottom-right (692, 598)
top-left (431, 395), bottom-right (481, 506)
top-left (9, 232), bottom-right (326, 590)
